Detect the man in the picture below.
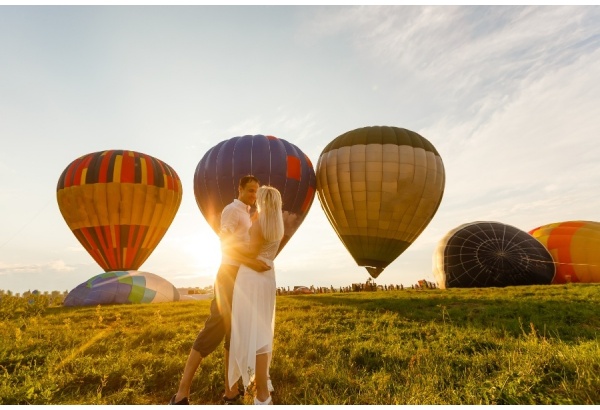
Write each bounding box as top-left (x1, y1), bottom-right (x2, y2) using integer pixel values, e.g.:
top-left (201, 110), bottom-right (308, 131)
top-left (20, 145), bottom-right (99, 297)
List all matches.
top-left (170, 175), bottom-right (270, 405)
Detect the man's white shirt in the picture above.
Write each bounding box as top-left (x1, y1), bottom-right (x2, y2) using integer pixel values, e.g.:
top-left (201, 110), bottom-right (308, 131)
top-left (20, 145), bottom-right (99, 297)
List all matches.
top-left (219, 199), bottom-right (252, 266)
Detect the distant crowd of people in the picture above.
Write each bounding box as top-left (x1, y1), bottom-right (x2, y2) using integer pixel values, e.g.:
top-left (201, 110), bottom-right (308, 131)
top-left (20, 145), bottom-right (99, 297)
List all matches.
top-left (276, 278), bottom-right (438, 296)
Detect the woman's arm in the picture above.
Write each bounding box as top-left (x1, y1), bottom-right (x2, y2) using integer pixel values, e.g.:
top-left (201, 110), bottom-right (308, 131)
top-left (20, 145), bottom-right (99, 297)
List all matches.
top-left (226, 222), bottom-right (263, 259)
top-left (221, 222), bottom-right (268, 271)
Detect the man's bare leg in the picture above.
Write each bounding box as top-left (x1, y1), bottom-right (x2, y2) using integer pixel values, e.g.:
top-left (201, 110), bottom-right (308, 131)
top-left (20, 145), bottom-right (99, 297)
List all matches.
top-left (174, 348), bottom-right (203, 402)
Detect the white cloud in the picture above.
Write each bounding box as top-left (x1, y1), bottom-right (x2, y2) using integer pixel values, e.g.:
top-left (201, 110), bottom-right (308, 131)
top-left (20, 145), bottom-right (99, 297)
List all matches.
top-left (307, 6), bottom-right (600, 119)
top-left (48, 260), bottom-right (75, 272)
top-left (443, 46), bottom-right (600, 195)
top-left (0, 259), bottom-right (75, 275)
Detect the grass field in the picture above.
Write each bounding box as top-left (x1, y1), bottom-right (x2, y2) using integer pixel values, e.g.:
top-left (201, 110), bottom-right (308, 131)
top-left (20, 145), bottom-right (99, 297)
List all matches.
top-left (1, 284), bottom-right (599, 404)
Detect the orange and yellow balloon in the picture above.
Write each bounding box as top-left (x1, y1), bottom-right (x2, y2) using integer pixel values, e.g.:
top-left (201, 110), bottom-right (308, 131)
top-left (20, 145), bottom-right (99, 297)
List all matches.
top-left (56, 150), bottom-right (182, 272)
top-left (529, 221), bottom-right (600, 284)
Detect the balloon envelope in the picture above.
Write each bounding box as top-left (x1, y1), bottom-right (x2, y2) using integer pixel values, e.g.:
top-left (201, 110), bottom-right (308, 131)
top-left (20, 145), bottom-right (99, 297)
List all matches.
top-left (529, 221), bottom-right (600, 284)
top-left (433, 221), bottom-right (556, 288)
top-left (193, 134), bottom-right (316, 255)
top-left (57, 150), bottom-right (182, 272)
top-left (64, 270), bottom-right (180, 306)
top-left (316, 126), bottom-right (445, 278)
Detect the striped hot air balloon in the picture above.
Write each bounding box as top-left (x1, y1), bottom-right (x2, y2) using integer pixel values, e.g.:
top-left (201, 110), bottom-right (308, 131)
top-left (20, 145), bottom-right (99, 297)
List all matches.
top-left (194, 134), bottom-right (316, 256)
top-left (433, 221), bottom-right (556, 288)
top-left (57, 150), bottom-right (182, 272)
top-left (316, 126), bottom-right (445, 278)
top-left (529, 221), bottom-right (600, 284)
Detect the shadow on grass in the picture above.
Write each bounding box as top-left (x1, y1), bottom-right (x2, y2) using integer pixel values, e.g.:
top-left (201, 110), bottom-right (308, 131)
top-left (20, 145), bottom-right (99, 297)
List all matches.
top-left (298, 289), bottom-right (600, 342)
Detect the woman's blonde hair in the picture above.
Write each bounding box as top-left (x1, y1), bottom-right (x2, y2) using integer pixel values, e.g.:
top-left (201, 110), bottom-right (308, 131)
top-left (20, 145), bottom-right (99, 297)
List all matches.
top-left (256, 186), bottom-right (284, 242)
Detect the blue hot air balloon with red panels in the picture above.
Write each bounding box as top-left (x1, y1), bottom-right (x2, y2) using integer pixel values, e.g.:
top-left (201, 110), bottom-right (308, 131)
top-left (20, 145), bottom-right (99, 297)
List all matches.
top-left (194, 134), bottom-right (316, 256)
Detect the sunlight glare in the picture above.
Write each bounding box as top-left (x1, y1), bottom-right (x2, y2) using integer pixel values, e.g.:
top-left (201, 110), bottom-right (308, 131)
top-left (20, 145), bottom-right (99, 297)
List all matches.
top-left (183, 234), bottom-right (222, 280)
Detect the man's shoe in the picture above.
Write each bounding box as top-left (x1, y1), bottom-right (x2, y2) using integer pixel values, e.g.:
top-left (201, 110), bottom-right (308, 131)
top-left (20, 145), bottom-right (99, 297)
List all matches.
top-left (169, 394), bottom-right (189, 405)
top-left (237, 381), bottom-right (245, 397)
top-left (222, 392), bottom-right (242, 405)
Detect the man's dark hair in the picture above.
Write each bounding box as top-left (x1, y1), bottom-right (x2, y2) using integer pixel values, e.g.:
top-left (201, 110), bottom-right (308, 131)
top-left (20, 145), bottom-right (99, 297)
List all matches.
top-left (239, 175), bottom-right (260, 188)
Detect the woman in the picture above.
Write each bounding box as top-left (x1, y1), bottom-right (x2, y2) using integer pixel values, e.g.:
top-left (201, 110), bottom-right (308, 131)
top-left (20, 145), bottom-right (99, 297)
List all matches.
top-left (227, 186), bottom-right (283, 405)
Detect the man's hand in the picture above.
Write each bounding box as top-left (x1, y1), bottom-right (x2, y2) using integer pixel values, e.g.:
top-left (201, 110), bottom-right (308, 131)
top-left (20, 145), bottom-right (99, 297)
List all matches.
top-left (246, 259), bottom-right (270, 272)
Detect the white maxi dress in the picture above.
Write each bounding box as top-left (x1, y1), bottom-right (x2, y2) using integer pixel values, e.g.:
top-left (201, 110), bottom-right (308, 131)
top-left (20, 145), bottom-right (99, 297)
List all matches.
top-left (228, 238), bottom-right (280, 389)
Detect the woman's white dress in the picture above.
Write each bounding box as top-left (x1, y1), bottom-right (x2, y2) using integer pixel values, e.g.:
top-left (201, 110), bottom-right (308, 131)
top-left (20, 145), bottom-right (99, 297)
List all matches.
top-left (228, 239), bottom-right (280, 389)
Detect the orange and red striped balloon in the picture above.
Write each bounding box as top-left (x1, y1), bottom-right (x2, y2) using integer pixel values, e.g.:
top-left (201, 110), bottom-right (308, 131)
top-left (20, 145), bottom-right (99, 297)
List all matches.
top-left (57, 150), bottom-right (182, 272)
top-left (529, 221), bottom-right (600, 284)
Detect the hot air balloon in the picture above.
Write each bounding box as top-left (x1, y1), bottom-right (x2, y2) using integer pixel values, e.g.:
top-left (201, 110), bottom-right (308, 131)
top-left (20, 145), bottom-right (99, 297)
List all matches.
top-left (529, 221), bottom-right (600, 284)
top-left (316, 126), bottom-right (445, 278)
top-left (194, 134), bottom-right (316, 255)
top-left (433, 221), bottom-right (556, 288)
top-left (57, 150), bottom-right (182, 272)
top-left (63, 270), bottom-right (180, 306)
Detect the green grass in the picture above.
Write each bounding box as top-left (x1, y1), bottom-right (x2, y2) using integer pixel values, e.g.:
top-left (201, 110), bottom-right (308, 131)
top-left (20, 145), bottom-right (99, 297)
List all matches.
top-left (1, 284), bottom-right (600, 404)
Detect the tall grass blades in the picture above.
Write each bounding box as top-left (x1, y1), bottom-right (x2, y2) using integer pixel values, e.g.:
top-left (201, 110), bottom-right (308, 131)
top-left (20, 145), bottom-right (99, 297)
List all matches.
top-left (1, 284), bottom-right (599, 404)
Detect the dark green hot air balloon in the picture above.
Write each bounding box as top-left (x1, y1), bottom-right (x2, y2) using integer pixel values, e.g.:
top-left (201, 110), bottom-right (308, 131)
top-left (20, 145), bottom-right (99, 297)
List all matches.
top-left (316, 126), bottom-right (445, 278)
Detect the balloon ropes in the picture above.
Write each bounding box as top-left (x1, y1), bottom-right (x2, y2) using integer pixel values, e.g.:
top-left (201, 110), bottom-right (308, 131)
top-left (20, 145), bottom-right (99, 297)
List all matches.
top-left (57, 150), bottom-right (182, 272)
top-left (194, 134), bottom-right (316, 256)
top-left (529, 221), bottom-right (600, 284)
top-left (315, 126), bottom-right (445, 278)
top-left (433, 221), bottom-right (556, 288)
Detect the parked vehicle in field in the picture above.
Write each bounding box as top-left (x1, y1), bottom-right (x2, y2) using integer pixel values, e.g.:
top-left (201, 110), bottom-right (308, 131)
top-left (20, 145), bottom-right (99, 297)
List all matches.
top-left (292, 286), bottom-right (314, 295)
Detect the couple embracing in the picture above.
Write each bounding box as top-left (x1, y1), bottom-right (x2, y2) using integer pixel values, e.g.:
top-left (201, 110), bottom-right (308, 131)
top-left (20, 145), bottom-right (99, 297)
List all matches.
top-left (170, 175), bottom-right (281, 405)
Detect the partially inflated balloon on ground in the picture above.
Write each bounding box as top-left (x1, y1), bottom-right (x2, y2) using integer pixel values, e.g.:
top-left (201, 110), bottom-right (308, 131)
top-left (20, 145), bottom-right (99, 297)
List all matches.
top-left (194, 134), bottom-right (316, 256)
top-left (529, 221), bottom-right (600, 284)
top-left (57, 150), bottom-right (182, 272)
top-left (316, 126), bottom-right (445, 278)
top-left (433, 221), bottom-right (556, 288)
top-left (64, 271), bottom-right (180, 306)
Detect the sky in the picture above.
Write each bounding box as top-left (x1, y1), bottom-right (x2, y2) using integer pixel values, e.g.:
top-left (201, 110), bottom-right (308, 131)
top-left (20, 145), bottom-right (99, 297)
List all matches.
top-left (1, 5), bottom-right (599, 294)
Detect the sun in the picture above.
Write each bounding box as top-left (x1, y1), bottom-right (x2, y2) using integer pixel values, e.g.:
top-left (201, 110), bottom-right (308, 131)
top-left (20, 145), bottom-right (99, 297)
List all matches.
top-left (185, 233), bottom-right (222, 279)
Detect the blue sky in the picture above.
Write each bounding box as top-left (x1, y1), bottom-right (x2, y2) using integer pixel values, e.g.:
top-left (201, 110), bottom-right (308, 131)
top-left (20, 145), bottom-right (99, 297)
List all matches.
top-left (1, 5), bottom-right (599, 294)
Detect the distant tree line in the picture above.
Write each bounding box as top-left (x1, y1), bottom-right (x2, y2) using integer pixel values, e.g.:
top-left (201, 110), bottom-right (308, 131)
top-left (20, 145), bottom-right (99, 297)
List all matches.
top-left (1, 278), bottom-right (439, 313)
top-left (0, 289), bottom-right (66, 320)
